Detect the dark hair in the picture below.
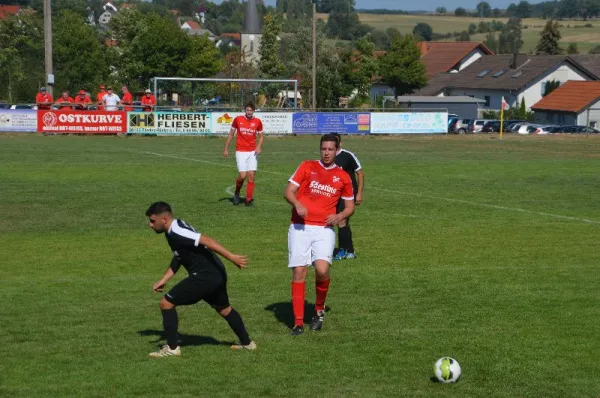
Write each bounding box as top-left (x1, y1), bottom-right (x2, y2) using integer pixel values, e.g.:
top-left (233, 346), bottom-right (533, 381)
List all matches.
top-left (145, 201), bottom-right (172, 216)
top-left (320, 133), bottom-right (340, 149)
top-left (245, 101), bottom-right (255, 111)
top-left (330, 132), bottom-right (341, 145)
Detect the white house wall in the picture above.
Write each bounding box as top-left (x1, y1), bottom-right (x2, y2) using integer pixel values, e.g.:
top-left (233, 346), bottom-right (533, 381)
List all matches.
top-left (578, 98), bottom-right (600, 126)
top-left (446, 88), bottom-right (513, 109)
top-left (518, 63), bottom-right (588, 109)
top-left (458, 49), bottom-right (485, 71)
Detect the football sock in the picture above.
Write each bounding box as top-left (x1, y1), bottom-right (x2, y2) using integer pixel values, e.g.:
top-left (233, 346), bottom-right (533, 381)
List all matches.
top-left (235, 178), bottom-right (244, 195)
top-left (291, 281), bottom-right (306, 327)
top-left (161, 308), bottom-right (179, 349)
top-left (315, 278), bottom-right (331, 313)
top-left (339, 226), bottom-right (354, 253)
top-left (224, 308), bottom-right (252, 346)
top-left (246, 181), bottom-right (255, 202)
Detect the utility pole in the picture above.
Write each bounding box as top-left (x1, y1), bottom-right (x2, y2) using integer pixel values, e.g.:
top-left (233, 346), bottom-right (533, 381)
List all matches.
top-left (312, 1), bottom-right (316, 110)
top-left (43, 0), bottom-right (53, 97)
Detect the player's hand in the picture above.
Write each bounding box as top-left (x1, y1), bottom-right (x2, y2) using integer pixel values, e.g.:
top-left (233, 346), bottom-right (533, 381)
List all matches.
top-left (223, 149), bottom-right (229, 158)
top-left (153, 281), bottom-right (165, 293)
top-left (230, 254), bottom-right (248, 269)
top-left (356, 193), bottom-right (363, 206)
top-left (255, 147), bottom-right (262, 155)
top-left (295, 204), bottom-right (308, 217)
top-left (326, 214), bottom-right (344, 226)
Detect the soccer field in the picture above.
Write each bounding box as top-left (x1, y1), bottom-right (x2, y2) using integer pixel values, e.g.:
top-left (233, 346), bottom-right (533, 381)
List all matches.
top-left (2, 134), bottom-right (600, 396)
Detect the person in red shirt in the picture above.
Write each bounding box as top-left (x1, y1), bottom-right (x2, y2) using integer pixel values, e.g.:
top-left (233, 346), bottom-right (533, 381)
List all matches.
top-left (35, 87), bottom-right (53, 110)
top-left (96, 85), bottom-right (107, 110)
top-left (141, 89), bottom-right (156, 111)
top-left (74, 90), bottom-right (92, 109)
top-left (121, 85), bottom-right (133, 112)
top-left (223, 101), bottom-right (264, 207)
top-left (55, 91), bottom-right (74, 110)
top-left (283, 134), bottom-right (355, 336)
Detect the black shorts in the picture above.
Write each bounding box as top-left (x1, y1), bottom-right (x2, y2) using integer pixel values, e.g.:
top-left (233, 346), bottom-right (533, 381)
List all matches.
top-left (164, 276), bottom-right (230, 309)
top-left (336, 197), bottom-right (356, 214)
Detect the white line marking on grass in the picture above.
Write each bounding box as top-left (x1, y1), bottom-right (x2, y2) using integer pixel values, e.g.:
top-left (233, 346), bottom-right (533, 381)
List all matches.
top-left (130, 150), bottom-right (599, 225)
top-left (370, 186), bottom-right (600, 225)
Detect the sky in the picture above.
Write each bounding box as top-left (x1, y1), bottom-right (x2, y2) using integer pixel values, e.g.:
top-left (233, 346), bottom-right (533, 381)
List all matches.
top-left (211, 0), bottom-right (521, 12)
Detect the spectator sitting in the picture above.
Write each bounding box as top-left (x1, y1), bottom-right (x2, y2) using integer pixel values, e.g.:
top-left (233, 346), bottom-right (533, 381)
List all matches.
top-left (141, 89), bottom-right (156, 112)
top-left (55, 91), bottom-right (74, 110)
top-left (96, 85), bottom-right (107, 110)
top-left (74, 90), bottom-right (92, 110)
top-left (35, 87), bottom-right (53, 110)
top-left (102, 87), bottom-right (122, 111)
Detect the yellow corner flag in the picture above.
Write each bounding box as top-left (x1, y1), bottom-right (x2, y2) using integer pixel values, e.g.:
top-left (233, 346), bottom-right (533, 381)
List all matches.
top-left (500, 97), bottom-right (508, 139)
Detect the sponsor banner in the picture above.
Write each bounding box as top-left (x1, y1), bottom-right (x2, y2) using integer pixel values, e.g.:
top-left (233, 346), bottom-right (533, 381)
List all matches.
top-left (292, 113), bottom-right (370, 134)
top-left (0, 109), bottom-right (38, 132)
top-left (37, 110), bottom-right (127, 134)
top-left (128, 112), bottom-right (211, 134)
top-left (211, 112), bottom-right (294, 135)
top-left (370, 112), bottom-right (448, 134)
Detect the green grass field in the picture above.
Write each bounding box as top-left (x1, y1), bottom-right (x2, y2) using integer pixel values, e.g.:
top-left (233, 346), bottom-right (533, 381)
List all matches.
top-left (2, 134), bottom-right (600, 396)
top-left (350, 13), bottom-right (600, 53)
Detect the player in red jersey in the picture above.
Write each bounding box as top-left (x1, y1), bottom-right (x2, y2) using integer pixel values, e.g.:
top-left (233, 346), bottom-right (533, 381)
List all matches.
top-left (223, 101), bottom-right (264, 207)
top-left (283, 134), bottom-right (355, 335)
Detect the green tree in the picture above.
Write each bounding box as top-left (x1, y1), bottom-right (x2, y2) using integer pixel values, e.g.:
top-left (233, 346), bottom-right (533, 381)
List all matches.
top-left (515, 0), bottom-right (533, 17)
top-left (435, 6), bottom-right (447, 14)
top-left (484, 31), bottom-right (499, 53)
top-left (468, 23), bottom-right (477, 35)
top-left (454, 7), bottom-right (467, 16)
top-left (457, 31), bottom-right (471, 41)
top-left (535, 20), bottom-right (563, 55)
top-left (31, 0), bottom-right (89, 19)
top-left (413, 22), bottom-right (433, 41)
top-left (543, 79), bottom-right (560, 96)
top-left (566, 43), bottom-right (579, 54)
top-left (349, 35), bottom-right (378, 100)
top-left (179, 35), bottom-right (223, 78)
top-left (258, 13), bottom-right (285, 78)
top-left (498, 18), bottom-right (523, 54)
top-left (518, 97), bottom-right (527, 119)
top-left (476, 1), bottom-right (492, 17)
top-left (378, 34), bottom-right (427, 97)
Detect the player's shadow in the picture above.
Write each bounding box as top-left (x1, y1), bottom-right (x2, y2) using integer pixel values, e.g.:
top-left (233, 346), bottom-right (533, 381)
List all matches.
top-left (217, 196), bottom-right (247, 204)
top-left (138, 329), bottom-right (234, 347)
top-left (264, 302), bottom-right (330, 329)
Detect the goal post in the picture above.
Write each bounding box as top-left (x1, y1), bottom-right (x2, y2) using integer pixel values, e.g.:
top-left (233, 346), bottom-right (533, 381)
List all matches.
top-left (150, 77), bottom-right (299, 110)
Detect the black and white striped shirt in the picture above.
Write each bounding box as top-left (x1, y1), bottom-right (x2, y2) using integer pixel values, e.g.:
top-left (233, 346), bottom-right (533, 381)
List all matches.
top-left (166, 219), bottom-right (226, 279)
top-left (335, 148), bottom-right (362, 193)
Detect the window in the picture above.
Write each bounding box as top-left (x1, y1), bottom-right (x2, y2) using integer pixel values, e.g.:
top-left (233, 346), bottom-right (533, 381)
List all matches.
top-left (492, 70), bottom-right (506, 77)
top-left (541, 82), bottom-right (546, 96)
top-left (477, 69), bottom-right (491, 77)
top-left (484, 96), bottom-right (491, 107)
top-left (558, 114), bottom-right (565, 124)
top-left (511, 71), bottom-right (523, 78)
top-left (591, 121), bottom-right (597, 128)
top-left (250, 40), bottom-right (254, 52)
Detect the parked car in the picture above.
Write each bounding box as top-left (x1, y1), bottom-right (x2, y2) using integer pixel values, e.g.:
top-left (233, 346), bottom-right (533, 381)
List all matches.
top-left (467, 119), bottom-right (489, 133)
top-left (528, 125), bottom-right (556, 134)
top-left (517, 124), bottom-right (535, 134)
top-left (453, 119), bottom-right (472, 133)
top-left (0, 103), bottom-right (10, 109)
top-left (481, 120), bottom-right (501, 133)
top-left (10, 104), bottom-right (37, 110)
top-left (549, 125), bottom-right (600, 134)
top-left (448, 117), bottom-right (459, 132)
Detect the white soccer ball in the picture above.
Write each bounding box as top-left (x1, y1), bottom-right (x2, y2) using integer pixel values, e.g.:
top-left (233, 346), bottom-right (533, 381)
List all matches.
top-left (434, 357), bottom-right (462, 383)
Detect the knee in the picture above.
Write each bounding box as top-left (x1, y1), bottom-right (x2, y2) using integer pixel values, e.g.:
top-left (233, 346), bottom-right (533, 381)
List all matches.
top-left (292, 267), bottom-right (307, 283)
top-left (159, 297), bottom-right (175, 310)
top-left (217, 306), bottom-right (232, 317)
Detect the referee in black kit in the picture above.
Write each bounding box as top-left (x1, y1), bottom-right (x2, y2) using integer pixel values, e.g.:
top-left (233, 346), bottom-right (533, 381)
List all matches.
top-left (145, 202), bottom-right (256, 357)
top-left (331, 133), bottom-right (364, 260)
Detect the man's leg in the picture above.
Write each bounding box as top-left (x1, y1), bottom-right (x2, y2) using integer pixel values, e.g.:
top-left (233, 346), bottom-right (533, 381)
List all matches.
top-left (334, 200), bottom-right (347, 260)
top-left (245, 171), bottom-right (255, 206)
top-left (216, 306), bottom-right (256, 350)
top-left (311, 260), bottom-right (330, 331)
top-left (149, 296), bottom-right (181, 357)
top-left (234, 171), bottom-right (247, 205)
top-left (338, 217), bottom-right (355, 258)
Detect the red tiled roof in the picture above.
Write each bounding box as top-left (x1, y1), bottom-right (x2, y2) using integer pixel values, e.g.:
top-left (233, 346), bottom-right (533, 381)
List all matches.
top-left (105, 39), bottom-right (118, 47)
top-left (419, 41), bottom-right (495, 77)
top-left (0, 5), bottom-right (21, 20)
top-left (220, 33), bottom-right (241, 40)
top-left (120, 3), bottom-right (135, 8)
top-left (531, 81), bottom-right (600, 113)
top-left (184, 20), bottom-right (202, 30)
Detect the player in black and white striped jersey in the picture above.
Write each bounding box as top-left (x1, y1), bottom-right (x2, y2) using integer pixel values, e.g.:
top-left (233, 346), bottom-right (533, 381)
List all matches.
top-left (145, 201), bottom-right (256, 357)
top-left (331, 133), bottom-right (364, 260)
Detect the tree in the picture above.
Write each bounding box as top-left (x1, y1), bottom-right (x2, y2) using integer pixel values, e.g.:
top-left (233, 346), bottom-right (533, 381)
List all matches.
top-left (476, 1), bottom-right (492, 17)
top-left (349, 35), bottom-right (378, 100)
top-left (498, 18), bottom-right (524, 54)
top-left (378, 35), bottom-right (427, 97)
top-left (515, 0), bottom-right (533, 17)
top-left (567, 43), bottom-right (579, 54)
top-left (454, 7), bottom-right (467, 16)
top-left (556, 0), bottom-right (581, 19)
top-left (468, 23), bottom-right (477, 35)
top-left (258, 13), bottom-right (285, 78)
top-left (31, 0), bottom-right (89, 19)
top-left (435, 6), bottom-right (447, 14)
top-left (518, 98), bottom-right (527, 119)
top-left (535, 20), bottom-right (563, 55)
top-left (413, 22), bottom-right (433, 41)
top-left (543, 79), bottom-right (560, 96)
top-left (457, 31), bottom-right (471, 41)
top-left (484, 32), bottom-right (499, 53)
top-left (589, 44), bottom-right (600, 54)
top-left (327, 0), bottom-right (365, 40)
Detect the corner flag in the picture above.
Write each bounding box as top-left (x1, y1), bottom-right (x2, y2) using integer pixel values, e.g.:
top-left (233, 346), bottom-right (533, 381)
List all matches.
top-left (500, 97), bottom-right (509, 138)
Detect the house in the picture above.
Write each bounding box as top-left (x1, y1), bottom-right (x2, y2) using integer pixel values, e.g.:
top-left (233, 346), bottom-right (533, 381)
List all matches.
top-left (531, 81), bottom-right (600, 128)
top-left (416, 54), bottom-right (599, 111)
top-left (216, 33), bottom-right (242, 49)
top-left (180, 19), bottom-right (216, 41)
top-left (241, 0), bottom-right (262, 63)
top-left (98, 1), bottom-right (118, 25)
top-left (0, 5), bottom-right (21, 20)
top-left (418, 41), bottom-right (495, 78)
top-left (396, 96), bottom-right (486, 119)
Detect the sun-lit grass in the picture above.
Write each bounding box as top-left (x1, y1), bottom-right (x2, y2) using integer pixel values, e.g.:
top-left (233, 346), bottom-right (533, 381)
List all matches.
top-left (2, 133), bottom-right (600, 396)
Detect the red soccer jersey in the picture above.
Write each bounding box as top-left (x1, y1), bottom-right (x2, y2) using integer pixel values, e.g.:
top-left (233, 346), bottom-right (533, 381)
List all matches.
top-left (55, 96), bottom-right (74, 110)
top-left (231, 115), bottom-right (263, 152)
top-left (36, 93), bottom-right (54, 109)
top-left (141, 94), bottom-right (156, 111)
top-left (289, 160), bottom-right (354, 226)
top-left (122, 92), bottom-right (133, 111)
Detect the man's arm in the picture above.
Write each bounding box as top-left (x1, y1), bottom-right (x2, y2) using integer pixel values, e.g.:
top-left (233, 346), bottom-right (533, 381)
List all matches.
top-left (199, 234), bottom-right (248, 269)
top-left (223, 127), bottom-right (236, 158)
top-left (356, 169), bottom-right (364, 205)
top-left (152, 256), bottom-right (180, 292)
top-left (255, 132), bottom-right (264, 155)
top-left (326, 199), bottom-right (355, 226)
top-left (284, 182), bottom-right (307, 217)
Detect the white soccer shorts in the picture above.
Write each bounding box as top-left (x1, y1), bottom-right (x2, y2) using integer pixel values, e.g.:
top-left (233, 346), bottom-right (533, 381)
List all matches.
top-left (288, 224), bottom-right (335, 267)
top-left (235, 151), bottom-right (258, 172)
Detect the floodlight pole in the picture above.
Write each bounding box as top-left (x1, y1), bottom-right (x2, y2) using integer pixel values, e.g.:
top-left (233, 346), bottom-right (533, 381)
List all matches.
top-left (43, 0), bottom-right (53, 97)
top-left (312, 1), bottom-right (316, 110)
